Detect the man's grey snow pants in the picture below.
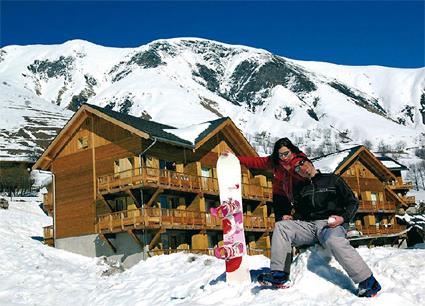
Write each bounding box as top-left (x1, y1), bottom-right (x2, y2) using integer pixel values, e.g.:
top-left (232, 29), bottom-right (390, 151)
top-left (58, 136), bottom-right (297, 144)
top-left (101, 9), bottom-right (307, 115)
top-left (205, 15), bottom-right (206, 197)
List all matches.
top-left (270, 220), bottom-right (372, 283)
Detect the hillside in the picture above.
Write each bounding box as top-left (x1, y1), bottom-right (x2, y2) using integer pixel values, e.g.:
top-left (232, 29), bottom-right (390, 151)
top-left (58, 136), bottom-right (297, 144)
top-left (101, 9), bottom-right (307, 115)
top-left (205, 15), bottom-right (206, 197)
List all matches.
top-left (1, 38), bottom-right (424, 160)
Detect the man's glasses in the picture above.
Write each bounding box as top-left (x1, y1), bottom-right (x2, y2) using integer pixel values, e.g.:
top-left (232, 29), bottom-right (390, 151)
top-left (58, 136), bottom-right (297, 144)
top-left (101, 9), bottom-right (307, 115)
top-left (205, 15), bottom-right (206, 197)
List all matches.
top-left (278, 151), bottom-right (291, 158)
top-left (294, 159), bottom-right (307, 174)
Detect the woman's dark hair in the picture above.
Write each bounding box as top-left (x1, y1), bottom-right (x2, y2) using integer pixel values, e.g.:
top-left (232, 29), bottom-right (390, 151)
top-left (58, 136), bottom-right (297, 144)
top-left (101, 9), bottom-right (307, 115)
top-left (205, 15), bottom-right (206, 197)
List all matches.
top-left (271, 137), bottom-right (302, 167)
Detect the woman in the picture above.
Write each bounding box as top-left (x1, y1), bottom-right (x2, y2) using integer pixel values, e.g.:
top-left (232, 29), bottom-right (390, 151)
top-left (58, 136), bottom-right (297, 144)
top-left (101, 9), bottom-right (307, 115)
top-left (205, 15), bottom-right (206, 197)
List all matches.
top-left (237, 138), bottom-right (309, 221)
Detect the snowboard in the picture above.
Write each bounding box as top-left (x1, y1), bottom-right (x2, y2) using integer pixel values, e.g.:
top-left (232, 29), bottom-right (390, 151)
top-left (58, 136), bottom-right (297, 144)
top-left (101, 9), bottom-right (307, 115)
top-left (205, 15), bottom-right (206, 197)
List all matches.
top-left (211, 152), bottom-right (251, 284)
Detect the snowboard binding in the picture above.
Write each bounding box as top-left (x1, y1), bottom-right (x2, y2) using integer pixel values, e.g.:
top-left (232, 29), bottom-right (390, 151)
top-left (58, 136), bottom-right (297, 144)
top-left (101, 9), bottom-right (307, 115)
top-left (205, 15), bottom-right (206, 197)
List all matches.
top-left (210, 198), bottom-right (241, 217)
top-left (214, 242), bottom-right (245, 260)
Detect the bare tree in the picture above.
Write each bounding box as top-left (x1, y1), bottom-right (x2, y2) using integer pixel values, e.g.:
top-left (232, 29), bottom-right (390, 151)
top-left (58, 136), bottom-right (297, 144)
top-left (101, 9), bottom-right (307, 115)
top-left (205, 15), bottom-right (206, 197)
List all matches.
top-left (377, 140), bottom-right (391, 155)
top-left (363, 140), bottom-right (373, 150)
top-left (415, 148), bottom-right (425, 160)
top-left (418, 161), bottom-right (425, 189)
top-left (0, 165), bottom-right (35, 197)
top-left (407, 163), bottom-right (420, 191)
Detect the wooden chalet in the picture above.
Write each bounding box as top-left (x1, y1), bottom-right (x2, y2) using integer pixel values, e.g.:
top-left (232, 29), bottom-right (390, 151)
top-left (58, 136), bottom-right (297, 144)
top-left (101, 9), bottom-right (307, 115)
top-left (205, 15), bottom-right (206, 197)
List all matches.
top-left (313, 146), bottom-right (411, 245)
top-left (33, 104), bottom-right (274, 266)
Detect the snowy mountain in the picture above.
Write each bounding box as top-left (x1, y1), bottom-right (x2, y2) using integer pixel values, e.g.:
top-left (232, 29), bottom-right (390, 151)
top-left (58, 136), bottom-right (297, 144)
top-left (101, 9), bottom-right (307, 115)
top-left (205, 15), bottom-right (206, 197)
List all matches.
top-left (1, 38), bottom-right (424, 160)
top-left (0, 82), bottom-right (73, 160)
top-left (1, 196), bottom-right (425, 305)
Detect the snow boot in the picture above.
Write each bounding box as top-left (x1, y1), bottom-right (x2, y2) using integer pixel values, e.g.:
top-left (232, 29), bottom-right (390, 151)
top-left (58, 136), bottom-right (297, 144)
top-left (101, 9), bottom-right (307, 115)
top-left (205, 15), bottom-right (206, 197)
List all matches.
top-left (357, 274), bottom-right (381, 297)
top-left (257, 271), bottom-right (291, 289)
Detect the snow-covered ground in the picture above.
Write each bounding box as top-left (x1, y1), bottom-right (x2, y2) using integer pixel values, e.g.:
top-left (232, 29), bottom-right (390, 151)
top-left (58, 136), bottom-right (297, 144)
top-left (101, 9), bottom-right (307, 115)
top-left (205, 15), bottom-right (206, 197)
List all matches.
top-left (1, 196), bottom-right (424, 306)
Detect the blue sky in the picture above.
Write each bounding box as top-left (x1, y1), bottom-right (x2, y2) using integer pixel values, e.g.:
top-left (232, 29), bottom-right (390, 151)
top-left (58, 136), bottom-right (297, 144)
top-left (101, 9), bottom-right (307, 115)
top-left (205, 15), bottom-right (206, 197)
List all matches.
top-left (1, 1), bottom-right (424, 68)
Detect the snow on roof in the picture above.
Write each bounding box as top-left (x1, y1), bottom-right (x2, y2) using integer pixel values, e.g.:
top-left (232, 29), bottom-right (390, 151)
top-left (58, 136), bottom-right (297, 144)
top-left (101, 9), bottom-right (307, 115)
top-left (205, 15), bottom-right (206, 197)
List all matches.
top-left (164, 122), bottom-right (211, 145)
top-left (380, 159), bottom-right (403, 169)
top-left (313, 151), bottom-right (351, 173)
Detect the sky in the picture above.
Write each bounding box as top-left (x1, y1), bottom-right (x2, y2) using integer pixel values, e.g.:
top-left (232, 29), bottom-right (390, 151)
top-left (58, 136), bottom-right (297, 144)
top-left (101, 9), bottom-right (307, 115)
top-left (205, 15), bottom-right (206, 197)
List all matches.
top-left (0, 1), bottom-right (424, 68)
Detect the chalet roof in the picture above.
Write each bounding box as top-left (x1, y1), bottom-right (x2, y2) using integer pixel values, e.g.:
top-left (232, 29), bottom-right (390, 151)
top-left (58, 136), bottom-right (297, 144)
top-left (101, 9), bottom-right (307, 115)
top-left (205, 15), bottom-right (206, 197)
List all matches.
top-left (86, 104), bottom-right (228, 148)
top-left (33, 103), bottom-right (255, 170)
top-left (312, 145), bottom-right (395, 181)
top-left (376, 155), bottom-right (409, 171)
top-left (312, 146), bottom-right (361, 173)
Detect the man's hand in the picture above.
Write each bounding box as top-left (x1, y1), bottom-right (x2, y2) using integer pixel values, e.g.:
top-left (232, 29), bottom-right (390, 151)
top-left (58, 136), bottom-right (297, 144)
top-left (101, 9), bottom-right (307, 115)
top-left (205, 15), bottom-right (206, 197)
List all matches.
top-left (282, 215), bottom-right (293, 221)
top-left (327, 215), bottom-right (344, 228)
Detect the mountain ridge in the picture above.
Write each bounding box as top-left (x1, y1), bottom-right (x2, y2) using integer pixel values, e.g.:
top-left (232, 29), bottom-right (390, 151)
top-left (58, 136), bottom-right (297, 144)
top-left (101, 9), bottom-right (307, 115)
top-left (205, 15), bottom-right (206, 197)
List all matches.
top-left (1, 38), bottom-right (424, 160)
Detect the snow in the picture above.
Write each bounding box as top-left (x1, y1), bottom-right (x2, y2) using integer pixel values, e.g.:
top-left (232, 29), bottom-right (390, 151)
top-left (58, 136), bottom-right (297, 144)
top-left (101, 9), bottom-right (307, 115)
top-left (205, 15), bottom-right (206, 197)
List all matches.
top-left (313, 151), bottom-right (351, 173)
top-left (408, 189), bottom-right (425, 203)
top-left (380, 159), bottom-right (404, 169)
top-left (1, 196), bottom-right (425, 305)
top-left (1, 38), bottom-right (424, 164)
top-left (164, 122), bottom-right (211, 144)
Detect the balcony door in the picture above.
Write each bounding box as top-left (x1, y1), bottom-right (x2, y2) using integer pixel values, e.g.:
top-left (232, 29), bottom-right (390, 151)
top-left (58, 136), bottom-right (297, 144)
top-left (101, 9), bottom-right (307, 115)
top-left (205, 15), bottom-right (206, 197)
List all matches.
top-left (371, 192), bottom-right (378, 205)
top-left (201, 167), bottom-right (213, 190)
top-left (114, 157), bottom-right (134, 178)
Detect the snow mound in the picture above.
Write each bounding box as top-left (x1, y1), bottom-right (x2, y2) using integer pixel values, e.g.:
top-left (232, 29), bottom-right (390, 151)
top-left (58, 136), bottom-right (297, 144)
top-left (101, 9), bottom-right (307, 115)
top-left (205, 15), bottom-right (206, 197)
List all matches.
top-left (0, 197), bottom-right (424, 305)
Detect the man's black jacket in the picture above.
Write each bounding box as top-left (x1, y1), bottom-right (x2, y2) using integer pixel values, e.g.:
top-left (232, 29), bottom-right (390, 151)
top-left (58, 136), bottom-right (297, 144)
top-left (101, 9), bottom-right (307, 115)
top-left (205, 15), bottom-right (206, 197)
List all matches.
top-left (292, 172), bottom-right (359, 223)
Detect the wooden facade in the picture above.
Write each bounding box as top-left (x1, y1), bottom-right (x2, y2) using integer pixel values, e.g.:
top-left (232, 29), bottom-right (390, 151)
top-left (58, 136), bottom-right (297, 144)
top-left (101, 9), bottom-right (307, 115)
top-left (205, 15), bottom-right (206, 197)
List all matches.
top-left (34, 104), bottom-right (412, 259)
top-left (33, 104), bottom-right (274, 256)
top-left (315, 146), bottom-right (411, 240)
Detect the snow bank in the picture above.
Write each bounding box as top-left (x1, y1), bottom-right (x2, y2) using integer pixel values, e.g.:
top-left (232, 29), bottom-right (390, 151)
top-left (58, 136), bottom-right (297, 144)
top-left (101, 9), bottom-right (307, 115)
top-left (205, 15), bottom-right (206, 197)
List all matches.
top-left (0, 197), bottom-right (424, 305)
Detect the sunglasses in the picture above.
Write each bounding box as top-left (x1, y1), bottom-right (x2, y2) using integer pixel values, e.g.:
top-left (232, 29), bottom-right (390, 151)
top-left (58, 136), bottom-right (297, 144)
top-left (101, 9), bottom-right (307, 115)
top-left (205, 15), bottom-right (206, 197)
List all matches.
top-left (278, 151), bottom-right (291, 158)
top-left (294, 159), bottom-right (307, 174)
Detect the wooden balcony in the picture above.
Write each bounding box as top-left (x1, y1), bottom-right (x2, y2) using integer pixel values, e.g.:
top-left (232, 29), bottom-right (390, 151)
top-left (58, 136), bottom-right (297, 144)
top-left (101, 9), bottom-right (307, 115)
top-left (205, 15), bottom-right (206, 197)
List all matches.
top-left (355, 224), bottom-right (406, 237)
top-left (97, 167), bottom-right (272, 202)
top-left (358, 200), bottom-right (395, 212)
top-left (385, 181), bottom-right (413, 190)
top-left (43, 225), bottom-right (54, 246)
top-left (43, 192), bottom-right (53, 214)
top-left (96, 207), bottom-right (275, 234)
top-left (402, 196), bottom-right (416, 205)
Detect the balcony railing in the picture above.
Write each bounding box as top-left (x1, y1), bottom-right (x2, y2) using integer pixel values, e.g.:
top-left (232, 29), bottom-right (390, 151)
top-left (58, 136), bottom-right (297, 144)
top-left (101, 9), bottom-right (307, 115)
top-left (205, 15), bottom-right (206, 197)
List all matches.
top-left (43, 225), bottom-right (54, 246)
top-left (97, 166), bottom-right (272, 201)
top-left (43, 193), bottom-right (53, 212)
top-left (96, 207), bottom-right (275, 234)
top-left (358, 200), bottom-right (395, 212)
top-left (402, 196), bottom-right (416, 205)
top-left (385, 181), bottom-right (413, 190)
top-left (355, 224), bottom-right (406, 237)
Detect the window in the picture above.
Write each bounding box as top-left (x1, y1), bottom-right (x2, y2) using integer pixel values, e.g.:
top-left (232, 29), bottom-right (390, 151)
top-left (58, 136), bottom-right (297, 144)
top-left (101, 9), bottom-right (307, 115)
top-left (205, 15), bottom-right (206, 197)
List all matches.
top-left (78, 137), bottom-right (88, 149)
top-left (159, 195), bottom-right (169, 209)
top-left (169, 196), bottom-right (180, 209)
top-left (159, 160), bottom-right (176, 171)
top-left (201, 167), bottom-right (212, 189)
top-left (201, 167), bottom-right (212, 177)
top-left (115, 198), bottom-right (127, 211)
top-left (371, 192), bottom-right (378, 205)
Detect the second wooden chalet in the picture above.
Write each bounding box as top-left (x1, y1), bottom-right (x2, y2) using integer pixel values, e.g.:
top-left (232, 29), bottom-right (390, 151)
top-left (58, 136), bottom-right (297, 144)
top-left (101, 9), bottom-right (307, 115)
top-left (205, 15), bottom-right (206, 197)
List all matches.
top-left (313, 146), bottom-right (411, 244)
top-left (33, 104), bottom-right (274, 266)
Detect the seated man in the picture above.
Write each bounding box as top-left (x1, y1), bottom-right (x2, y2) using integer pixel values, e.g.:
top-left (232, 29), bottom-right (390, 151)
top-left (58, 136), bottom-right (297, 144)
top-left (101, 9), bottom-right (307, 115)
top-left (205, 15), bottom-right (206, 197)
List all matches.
top-left (258, 157), bottom-right (381, 297)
